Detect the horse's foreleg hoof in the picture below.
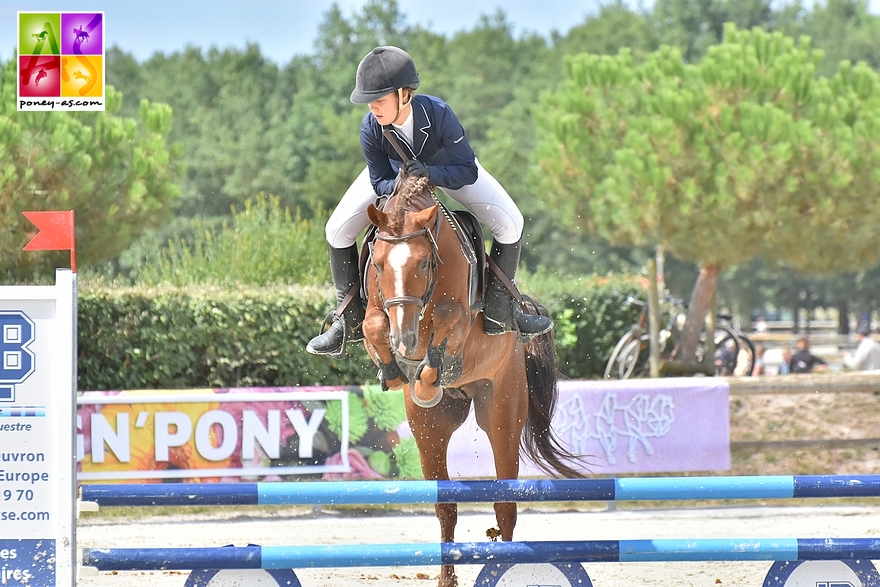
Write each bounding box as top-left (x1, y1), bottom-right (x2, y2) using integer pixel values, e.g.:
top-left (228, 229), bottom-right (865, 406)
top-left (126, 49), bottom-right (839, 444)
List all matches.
top-left (411, 381), bottom-right (443, 409)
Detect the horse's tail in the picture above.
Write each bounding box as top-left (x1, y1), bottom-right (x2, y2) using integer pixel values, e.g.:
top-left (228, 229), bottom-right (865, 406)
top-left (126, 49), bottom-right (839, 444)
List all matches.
top-left (521, 297), bottom-right (587, 479)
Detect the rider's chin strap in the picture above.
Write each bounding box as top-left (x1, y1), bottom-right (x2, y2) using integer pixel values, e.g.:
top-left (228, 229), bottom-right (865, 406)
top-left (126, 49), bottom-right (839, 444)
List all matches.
top-left (396, 88), bottom-right (412, 118)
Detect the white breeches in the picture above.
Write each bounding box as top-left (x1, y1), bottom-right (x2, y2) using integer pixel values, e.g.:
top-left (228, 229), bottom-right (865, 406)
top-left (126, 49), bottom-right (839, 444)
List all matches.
top-left (324, 161), bottom-right (524, 248)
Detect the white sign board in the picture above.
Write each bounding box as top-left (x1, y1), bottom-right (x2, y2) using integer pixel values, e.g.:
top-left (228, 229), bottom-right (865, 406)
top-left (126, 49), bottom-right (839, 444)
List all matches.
top-left (0, 269), bottom-right (76, 587)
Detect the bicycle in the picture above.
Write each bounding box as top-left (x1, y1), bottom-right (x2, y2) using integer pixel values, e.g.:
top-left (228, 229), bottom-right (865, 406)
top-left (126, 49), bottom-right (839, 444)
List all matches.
top-left (714, 312), bottom-right (756, 377)
top-left (604, 295), bottom-right (755, 379)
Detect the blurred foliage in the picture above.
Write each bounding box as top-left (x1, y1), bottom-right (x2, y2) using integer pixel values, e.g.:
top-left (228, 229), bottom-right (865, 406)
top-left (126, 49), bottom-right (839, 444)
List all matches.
top-left (535, 23), bottom-right (880, 353)
top-left (0, 60), bottom-right (180, 283)
top-left (9, 0), bottom-right (880, 359)
top-left (124, 195), bottom-right (330, 286)
top-left (537, 24), bottom-right (880, 274)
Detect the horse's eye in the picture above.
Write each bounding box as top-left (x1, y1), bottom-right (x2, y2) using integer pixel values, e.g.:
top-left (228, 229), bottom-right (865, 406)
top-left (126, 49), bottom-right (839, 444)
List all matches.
top-left (419, 260), bottom-right (429, 272)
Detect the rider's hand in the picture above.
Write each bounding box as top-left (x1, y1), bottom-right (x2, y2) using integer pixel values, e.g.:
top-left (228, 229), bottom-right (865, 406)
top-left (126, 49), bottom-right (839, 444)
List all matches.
top-left (402, 159), bottom-right (430, 180)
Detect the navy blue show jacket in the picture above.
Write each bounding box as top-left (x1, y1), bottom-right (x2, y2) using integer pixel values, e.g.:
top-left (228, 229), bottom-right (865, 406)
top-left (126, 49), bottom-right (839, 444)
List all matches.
top-left (359, 94), bottom-right (479, 196)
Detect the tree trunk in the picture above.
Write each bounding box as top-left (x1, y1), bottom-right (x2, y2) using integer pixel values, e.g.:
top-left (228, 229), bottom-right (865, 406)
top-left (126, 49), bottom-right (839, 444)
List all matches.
top-left (660, 359), bottom-right (715, 377)
top-left (675, 262), bottom-right (723, 362)
top-left (838, 301), bottom-right (849, 335)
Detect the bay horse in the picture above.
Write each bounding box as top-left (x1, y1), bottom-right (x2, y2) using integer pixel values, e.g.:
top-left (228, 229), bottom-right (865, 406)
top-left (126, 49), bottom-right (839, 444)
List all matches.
top-left (362, 174), bottom-right (584, 587)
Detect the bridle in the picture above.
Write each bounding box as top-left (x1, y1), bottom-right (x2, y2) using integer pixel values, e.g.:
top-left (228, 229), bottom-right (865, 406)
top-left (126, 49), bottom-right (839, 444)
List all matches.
top-left (369, 207), bottom-right (443, 321)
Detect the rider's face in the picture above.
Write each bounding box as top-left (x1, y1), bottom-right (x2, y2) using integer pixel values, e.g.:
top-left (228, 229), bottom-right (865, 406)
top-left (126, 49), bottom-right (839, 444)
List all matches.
top-left (369, 90), bottom-right (410, 125)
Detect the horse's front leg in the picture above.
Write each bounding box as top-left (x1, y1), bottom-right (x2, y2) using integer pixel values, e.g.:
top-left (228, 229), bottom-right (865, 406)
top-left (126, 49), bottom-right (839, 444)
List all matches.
top-left (362, 308), bottom-right (405, 390)
top-left (405, 393), bottom-right (470, 587)
top-left (414, 301), bottom-right (469, 403)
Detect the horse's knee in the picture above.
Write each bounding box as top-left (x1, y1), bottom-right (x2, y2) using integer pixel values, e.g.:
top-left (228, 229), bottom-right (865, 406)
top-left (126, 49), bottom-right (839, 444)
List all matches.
top-left (432, 300), bottom-right (461, 322)
top-left (431, 301), bottom-right (468, 343)
top-left (362, 311), bottom-right (390, 344)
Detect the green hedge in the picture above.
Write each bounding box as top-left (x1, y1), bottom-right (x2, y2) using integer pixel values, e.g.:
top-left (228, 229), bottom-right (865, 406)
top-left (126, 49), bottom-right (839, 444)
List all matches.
top-left (77, 274), bottom-right (645, 391)
top-left (524, 274), bottom-right (644, 379)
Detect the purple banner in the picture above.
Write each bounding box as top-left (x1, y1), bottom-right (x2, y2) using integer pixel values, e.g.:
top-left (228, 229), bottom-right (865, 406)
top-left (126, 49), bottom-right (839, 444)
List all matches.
top-left (447, 378), bottom-right (731, 476)
top-left (75, 379), bottom-right (730, 483)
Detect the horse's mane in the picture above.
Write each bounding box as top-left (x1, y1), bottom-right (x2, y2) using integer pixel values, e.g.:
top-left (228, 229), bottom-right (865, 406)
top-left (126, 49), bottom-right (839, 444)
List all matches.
top-left (385, 175), bottom-right (435, 235)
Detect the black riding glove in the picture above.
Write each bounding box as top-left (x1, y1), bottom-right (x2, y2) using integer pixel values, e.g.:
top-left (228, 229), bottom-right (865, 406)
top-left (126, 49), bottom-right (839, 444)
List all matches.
top-left (402, 159), bottom-right (430, 180)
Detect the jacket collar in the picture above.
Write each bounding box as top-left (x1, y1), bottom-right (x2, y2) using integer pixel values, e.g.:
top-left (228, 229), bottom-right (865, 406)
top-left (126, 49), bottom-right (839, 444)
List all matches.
top-left (412, 95), bottom-right (431, 157)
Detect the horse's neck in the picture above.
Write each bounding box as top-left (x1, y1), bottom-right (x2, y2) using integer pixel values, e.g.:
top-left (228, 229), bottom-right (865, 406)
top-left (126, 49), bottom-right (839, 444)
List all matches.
top-left (410, 190), bottom-right (436, 210)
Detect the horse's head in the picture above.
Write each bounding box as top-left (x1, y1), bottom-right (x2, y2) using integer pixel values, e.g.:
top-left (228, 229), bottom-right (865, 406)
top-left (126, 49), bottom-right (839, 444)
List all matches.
top-left (367, 176), bottom-right (441, 358)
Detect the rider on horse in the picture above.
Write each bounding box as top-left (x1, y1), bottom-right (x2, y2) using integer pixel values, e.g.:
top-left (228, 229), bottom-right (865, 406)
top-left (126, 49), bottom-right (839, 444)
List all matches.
top-left (307, 45), bottom-right (552, 358)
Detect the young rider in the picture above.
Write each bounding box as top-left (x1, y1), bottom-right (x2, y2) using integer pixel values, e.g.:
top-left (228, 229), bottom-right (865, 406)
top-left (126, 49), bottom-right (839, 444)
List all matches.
top-left (307, 45), bottom-right (552, 357)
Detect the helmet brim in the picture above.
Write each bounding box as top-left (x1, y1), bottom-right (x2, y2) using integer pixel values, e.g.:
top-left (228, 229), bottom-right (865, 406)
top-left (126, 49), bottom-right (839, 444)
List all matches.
top-left (349, 87), bottom-right (396, 105)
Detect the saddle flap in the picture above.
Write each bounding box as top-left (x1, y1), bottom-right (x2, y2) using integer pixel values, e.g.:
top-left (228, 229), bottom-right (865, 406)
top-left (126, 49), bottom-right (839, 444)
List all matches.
top-left (449, 209), bottom-right (485, 304)
top-left (359, 224), bottom-right (378, 302)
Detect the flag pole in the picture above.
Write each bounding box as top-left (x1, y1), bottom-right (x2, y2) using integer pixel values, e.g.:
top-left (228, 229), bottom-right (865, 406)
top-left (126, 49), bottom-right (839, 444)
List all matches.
top-left (69, 210), bottom-right (76, 273)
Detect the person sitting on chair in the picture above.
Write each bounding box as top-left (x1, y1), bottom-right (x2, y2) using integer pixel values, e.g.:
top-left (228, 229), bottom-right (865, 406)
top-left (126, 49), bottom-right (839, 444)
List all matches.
top-left (307, 45), bottom-right (552, 357)
top-left (789, 337), bottom-right (828, 374)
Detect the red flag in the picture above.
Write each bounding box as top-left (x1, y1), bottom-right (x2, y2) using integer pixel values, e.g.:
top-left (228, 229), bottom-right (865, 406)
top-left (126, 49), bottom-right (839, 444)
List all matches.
top-left (22, 210), bottom-right (77, 272)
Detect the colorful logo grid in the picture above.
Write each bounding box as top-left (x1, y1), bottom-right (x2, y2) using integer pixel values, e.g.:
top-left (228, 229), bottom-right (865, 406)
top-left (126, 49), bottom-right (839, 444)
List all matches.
top-left (17, 12), bottom-right (105, 111)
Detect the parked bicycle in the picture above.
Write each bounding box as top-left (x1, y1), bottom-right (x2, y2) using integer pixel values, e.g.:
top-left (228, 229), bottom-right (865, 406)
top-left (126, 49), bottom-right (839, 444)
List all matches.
top-left (604, 294), bottom-right (755, 379)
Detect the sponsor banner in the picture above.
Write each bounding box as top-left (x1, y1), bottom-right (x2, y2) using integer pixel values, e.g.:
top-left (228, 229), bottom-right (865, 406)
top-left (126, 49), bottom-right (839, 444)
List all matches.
top-left (0, 270), bottom-right (77, 586)
top-left (17, 12), bottom-right (105, 111)
top-left (76, 386), bottom-right (420, 483)
top-left (76, 379), bottom-right (730, 483)
top-left (447, 378), bottom-right (730, 477)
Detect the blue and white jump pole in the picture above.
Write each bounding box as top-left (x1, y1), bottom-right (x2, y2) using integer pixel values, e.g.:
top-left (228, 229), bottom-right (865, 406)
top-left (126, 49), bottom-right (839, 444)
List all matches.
top-left (79, 474), bottom-right (880, 507)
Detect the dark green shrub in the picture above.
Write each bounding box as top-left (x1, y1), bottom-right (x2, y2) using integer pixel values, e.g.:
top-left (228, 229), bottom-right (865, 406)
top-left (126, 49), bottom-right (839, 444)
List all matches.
top-left (523, 272), bottom-right (645, 379)
top-left (77, 283), bottom-right (374, 390)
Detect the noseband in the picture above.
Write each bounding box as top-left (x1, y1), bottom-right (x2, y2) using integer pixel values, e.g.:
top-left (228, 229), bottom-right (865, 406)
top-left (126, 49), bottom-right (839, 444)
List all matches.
top-left (370, 209), bottom-right (443, 320)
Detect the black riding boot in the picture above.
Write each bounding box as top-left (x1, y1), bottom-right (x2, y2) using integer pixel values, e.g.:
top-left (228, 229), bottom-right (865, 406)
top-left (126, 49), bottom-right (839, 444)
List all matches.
top-left (483, 238), bottom-right (553, 338)
top-left (306, 244), bottom-right (365, 357)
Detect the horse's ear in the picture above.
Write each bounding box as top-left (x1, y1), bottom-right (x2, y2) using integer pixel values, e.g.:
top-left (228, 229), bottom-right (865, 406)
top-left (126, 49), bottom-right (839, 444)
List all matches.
top-left (412, 204), bottom-right (440, 229)
top-left (367, 203), bottom-right (385, 228)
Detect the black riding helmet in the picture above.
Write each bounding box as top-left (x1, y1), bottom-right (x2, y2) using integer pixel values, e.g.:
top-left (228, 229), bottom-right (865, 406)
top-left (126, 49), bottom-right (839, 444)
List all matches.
top-left (350, 46), bottom-right (420, 104)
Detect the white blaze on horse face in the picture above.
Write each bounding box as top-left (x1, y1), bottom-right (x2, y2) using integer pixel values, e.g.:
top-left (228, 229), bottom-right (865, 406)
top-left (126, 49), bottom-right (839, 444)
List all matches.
top-left (388, 242), bottom-right (411, 349)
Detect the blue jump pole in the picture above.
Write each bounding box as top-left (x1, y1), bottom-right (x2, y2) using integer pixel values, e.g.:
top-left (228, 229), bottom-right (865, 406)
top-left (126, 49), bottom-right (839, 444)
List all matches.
top-left (81, 538), bottom-right (880, 571)
top-left (79, 475), bottom-right (880, 507)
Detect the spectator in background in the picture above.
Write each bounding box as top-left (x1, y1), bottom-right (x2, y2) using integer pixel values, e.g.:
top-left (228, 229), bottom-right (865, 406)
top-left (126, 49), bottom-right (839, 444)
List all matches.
top-left (843, 324), bottom-right (880, 371)
top-left (789, 337), bottom-right (828, 374)
top-left (778, 346), bottom-right (793, 374)
top-left (753, 316), bottom-right (769, 334)
top-left (753, 344), bottom-right (766, 376)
